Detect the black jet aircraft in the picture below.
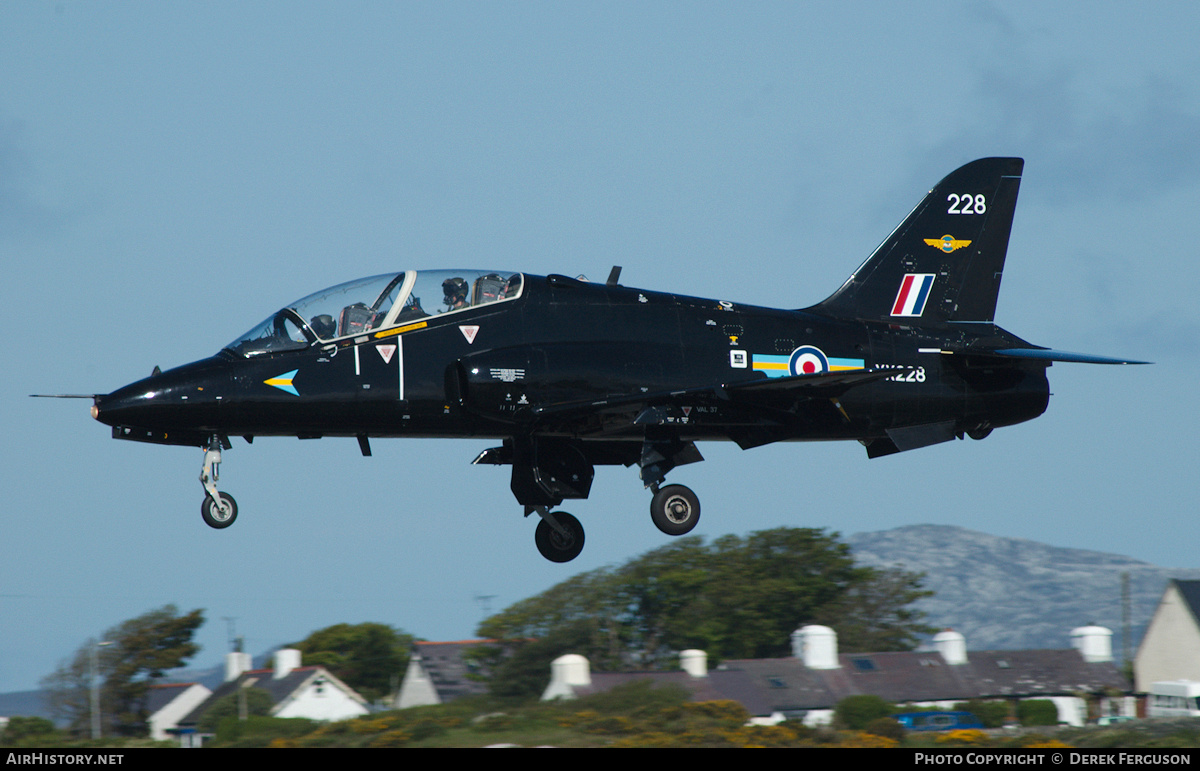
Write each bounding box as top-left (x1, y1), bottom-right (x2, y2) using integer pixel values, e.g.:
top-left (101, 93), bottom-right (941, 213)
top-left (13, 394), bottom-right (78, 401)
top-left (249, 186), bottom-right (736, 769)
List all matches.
top-left (56, 158), bottom-right (1144, 562)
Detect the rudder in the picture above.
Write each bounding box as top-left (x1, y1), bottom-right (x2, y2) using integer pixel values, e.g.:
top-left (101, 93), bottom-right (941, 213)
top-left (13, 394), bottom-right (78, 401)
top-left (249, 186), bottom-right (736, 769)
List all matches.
top-left (808, 157), bottom-right (1024, 325)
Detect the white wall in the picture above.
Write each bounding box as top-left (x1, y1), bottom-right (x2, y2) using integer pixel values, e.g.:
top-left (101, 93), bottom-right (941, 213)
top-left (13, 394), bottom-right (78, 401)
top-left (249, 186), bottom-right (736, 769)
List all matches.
top-left (1135, 584), bottom-right (1200, 691)
top-left (272, 672), bottom-right (368, 722)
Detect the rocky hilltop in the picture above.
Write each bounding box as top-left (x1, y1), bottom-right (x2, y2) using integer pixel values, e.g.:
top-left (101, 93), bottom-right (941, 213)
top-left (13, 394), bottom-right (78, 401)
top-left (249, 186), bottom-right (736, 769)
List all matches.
top-left (846, 524), bottom-right (1200, 655)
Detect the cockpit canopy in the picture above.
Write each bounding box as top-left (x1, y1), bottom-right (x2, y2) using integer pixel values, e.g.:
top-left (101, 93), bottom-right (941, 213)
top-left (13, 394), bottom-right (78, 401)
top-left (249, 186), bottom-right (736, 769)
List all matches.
top-left (226, 270), bottom-right (523, 357)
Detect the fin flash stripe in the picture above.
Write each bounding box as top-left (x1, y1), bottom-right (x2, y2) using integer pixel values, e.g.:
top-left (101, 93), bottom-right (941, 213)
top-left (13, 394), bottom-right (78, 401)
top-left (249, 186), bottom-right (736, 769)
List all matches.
top-left (891, 274), bottom-right (935, 317)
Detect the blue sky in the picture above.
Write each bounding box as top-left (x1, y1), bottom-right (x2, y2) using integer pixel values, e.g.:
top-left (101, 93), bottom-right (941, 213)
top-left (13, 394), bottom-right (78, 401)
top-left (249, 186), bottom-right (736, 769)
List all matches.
top-left (3, 2), bottom-right (1197, 694)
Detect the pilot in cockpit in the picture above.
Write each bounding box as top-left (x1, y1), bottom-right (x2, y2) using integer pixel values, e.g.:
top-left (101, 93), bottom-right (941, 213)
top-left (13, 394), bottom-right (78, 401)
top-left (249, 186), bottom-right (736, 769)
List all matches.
top-left (443, 277), bottom-right (469, 312)
top-left (310, 314), bottom-right (336, 340)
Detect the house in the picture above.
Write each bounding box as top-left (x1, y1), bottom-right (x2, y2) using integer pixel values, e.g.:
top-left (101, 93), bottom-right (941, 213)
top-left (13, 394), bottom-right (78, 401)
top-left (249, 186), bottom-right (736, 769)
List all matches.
top-left (144, 682), bottom-right (211, 741)
top-left (1134, 579), bottom-right (1200, 692)
top-left (542, 624), bottom-right (1134, 727)
top-left (174, 649), bottom-right (368, 746)
top-left (395, 639), bottom-right (503, 708)
top-left (542, 650), bottom-right (737, 705)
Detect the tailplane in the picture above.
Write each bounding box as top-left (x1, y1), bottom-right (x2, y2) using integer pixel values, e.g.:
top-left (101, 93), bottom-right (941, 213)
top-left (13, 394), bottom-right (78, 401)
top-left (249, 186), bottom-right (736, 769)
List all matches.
top-left (808, 157), bottom-right (1024, 325)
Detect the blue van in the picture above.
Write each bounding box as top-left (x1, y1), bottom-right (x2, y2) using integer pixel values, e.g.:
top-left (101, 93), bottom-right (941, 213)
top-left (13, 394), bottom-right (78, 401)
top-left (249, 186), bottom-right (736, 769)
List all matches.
top-left (892, 711), bottom-right (984, 731)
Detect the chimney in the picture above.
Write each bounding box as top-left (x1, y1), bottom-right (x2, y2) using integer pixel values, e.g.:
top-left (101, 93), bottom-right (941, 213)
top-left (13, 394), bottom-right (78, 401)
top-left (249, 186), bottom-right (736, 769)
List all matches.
top-left (542, 654), bottom-right (590, 700)
top-left (1070, 625), bottom-right (1114, 663)
top-left (934, 629), bottom-right (968, 665)
top-left (680, 649), bottom-right (707, 677)
top-left (792, 625), bottom-right (839, 669)
top-left (274, 648), bottom-right (302, 679)
top-left (225, 651), bottom-right (251, 682)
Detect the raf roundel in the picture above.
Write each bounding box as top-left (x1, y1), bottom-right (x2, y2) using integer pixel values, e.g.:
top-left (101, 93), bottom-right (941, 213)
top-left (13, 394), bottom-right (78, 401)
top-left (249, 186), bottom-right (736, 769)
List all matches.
top-left (788, 346), bottom-right (830, 376)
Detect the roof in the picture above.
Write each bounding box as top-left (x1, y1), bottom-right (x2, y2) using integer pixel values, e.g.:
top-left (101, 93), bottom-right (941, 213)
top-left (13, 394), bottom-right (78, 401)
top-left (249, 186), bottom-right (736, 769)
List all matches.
top-left (144, 682), bottom-right (203, 715)
top-left (177, 666), bottom-right (363, 727)
top-left (711, 649), bottom-right (1130, 715)
top-left (956, 649), bottom-right (1129, 697)
top-left (1172, 580), bottom-right (1200, 627)
top-left (409, 640), bottom-right (506, 703)
top-left (569, 669), bottom-right (741, 705)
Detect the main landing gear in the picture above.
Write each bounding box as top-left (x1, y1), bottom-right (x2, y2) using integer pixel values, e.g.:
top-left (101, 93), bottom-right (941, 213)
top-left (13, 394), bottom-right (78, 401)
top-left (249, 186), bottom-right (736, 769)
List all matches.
top-left (526, 482), bottom-right (699, 564)
top-left (481, 435), bottom-right (705, 563)
top-left (641, 435), bottom-right (702, 538)
top-left (522, 469), bottom-right (700, 564)
top-left (649, 483), bottom-right (700, 536)
top-left (200, 437), bottom-right (238, 529)
top-left (531, 508), bottom-right (585, 563)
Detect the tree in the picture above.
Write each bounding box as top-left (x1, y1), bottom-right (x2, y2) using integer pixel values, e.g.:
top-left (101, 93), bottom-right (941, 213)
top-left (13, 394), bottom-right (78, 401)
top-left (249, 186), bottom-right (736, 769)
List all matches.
top-left (954, 699), bottom-right (1010, 728)
top-left (288, 622), bottom-right (414, 703)
top-left (834, 694), bottom-right (896, 730)
top-left (478, 528), bottom-right (932, 682)
top-left (1017, 699), bottom-right (1059, 726)
top-left (484, 620), bottom-right (597, 701)
top-left (813, 566), bottom-right (935, 652)
top-left (41, 605), bottom-right (205, 737)
top-left (694, 529), bottom-right (875, 659)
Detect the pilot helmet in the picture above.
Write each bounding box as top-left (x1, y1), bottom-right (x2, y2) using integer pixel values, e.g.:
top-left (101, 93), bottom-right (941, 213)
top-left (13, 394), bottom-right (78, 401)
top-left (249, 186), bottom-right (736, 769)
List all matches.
top-left (443, 277), bottom-right (468, 300)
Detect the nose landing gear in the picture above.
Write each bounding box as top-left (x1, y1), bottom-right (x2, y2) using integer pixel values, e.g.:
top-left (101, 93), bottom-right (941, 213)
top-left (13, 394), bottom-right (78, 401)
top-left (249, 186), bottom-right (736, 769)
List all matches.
top-left (200, 437), bottom-right (238, 529)
top-left (201, 491), bottom-right (238, 529)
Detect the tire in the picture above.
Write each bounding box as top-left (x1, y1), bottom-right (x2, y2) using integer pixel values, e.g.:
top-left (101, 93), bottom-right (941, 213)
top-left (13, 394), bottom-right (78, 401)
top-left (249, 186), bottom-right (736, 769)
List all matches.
top-left (650, 484), bottom-right (700, 536)
top-left (201, 492), bottom-right (238, 529)
top-left (534, 511), bottom-right (585, 563)
top-left (966, 425), bottom-right (993, 440)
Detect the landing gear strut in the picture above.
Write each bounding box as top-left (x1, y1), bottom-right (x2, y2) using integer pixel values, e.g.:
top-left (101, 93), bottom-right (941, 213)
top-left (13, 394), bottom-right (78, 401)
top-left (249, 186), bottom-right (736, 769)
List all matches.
top-left (532, 508), bottom-right (585, 563)
top-left (640, 434), bottom-right (703, 537)
top-left (491, 433), bottom-right (705, 560)
top-left (200, 437), bottom-right (238, 529)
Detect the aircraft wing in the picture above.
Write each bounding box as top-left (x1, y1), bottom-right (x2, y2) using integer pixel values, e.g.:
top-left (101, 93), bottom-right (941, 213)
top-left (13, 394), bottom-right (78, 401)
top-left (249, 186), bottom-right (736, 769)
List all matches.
top-left (990, 347), bottom-right (1150, 365)
top-left (712, 367), bottom-right (896, 394)
top-left (528, 367), bottom-right (897, 423)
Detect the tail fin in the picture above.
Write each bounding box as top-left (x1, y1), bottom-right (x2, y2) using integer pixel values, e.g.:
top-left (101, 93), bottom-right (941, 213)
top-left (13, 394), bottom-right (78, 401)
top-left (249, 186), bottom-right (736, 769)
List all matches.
top-left (808, 157), bottom-right (1023, 325)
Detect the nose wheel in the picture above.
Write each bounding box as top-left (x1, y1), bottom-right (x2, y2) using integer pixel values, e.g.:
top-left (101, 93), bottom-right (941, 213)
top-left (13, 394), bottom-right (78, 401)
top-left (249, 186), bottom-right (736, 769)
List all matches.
top-left (202, 492), bottom-right (238, 529)
top-left (650, 484), bottom-right (700, 536)
top-left (200, 438), bottom-right (238, 529)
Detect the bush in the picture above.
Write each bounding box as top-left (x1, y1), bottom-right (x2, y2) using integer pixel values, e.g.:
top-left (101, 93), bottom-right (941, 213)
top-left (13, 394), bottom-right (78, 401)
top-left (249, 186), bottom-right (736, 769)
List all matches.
top-left (834, 695), bottom-right (896, 730)
top-left (213, 715), bottom-right (318, 747)
top-left (936, 729), bottom-right (989, 745)
top-left (0, 717), bottom-right (61, 746)
top-left (864, 716), bottom-right (906, 742)
top-left (572, 680), bottom-right (690, 716)
top-left (954, 699), bottom-right (1010, 728)
top-left (1017, 700), bottom-right (1059, 727)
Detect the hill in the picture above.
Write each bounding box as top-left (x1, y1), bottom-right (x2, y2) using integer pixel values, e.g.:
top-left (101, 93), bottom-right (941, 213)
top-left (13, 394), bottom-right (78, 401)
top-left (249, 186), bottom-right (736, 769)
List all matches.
top-left (846, 524), bottom-right (1200, 655)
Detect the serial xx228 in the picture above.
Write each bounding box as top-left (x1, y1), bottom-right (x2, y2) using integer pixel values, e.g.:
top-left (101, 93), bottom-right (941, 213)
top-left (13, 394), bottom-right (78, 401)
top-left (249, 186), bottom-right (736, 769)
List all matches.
top-left (43, 158), bottom-right (1145, 562)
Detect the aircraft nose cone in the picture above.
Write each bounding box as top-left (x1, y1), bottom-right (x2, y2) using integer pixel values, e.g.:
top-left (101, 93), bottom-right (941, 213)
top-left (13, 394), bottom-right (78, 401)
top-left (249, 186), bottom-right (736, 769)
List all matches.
top-left (91, 383), bottom-right (157, 427)
top-left (91, 355), bottom-right (230, 430)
